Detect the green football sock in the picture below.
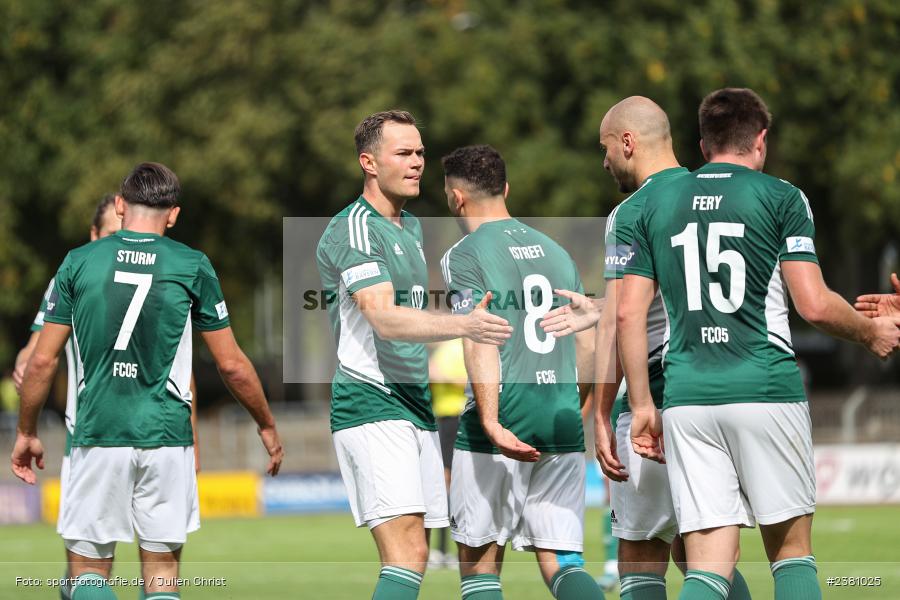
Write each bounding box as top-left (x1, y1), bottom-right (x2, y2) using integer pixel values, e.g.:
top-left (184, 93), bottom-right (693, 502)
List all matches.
top-left (680, 570), bottom-right (730, 600)
top-left (372, 566), bottom-right (423, 600)
top-left (550, 565), bottom-right (605, 599)
top-left (461, 574), bottom-right (503, 599)
top-left (727, 568), bottom-right (752, 600)
top-left (771, 556), bottom-right (821, 600)
top-left (145, 593), bottom-right (181, 599)
top-left (71, 573), bottom-right (118, 600)
top-left (620, 572), bottom-right (666, 599)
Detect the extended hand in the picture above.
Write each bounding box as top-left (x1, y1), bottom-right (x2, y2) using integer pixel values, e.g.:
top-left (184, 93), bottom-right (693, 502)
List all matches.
top-left (484, 422), bottom-right (540, 462)
top-left (11, 434), bottom-right (45, 485)
top-left (540, 289), bottom-right (603, 337)
top-left (465, 291), bottom-right (513, 345)
top-left (855, 273), bottom-right (900, 318)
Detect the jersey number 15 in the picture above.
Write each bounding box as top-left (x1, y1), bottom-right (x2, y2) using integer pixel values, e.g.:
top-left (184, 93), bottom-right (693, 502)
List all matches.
top-left (671, 222), bottom-right (746, 314)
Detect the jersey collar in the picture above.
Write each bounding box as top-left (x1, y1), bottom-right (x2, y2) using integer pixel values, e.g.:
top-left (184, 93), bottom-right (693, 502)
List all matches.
top-left (642, 166), bottom-right (688, 186)
top-left (116, 229), bottom-right (161, 241)
top-left (698, 162), bottom-right (752, 173)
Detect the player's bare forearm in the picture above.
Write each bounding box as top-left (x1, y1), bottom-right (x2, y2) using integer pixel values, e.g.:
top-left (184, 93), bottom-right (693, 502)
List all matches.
top-left (17, 323), bottom-right (70, 435)
top-left (575, 328), bottom-right (595, 404)
top-left (17, 353), bottom-right (58, 436)
top-left (13, 331), bottom-right (40, 391)
top-left (593, 279), bottom-right (623, 422)
top-left (356, 283), bottom-right (511, 344)
top-left (617, 275), bottom-right (655, 411)
top-left (783, 261), bottom-right (900, 357)
top-left (201, 327), bottom-right (276, 429)
top-left (463, 338), bottom-right (501, 427)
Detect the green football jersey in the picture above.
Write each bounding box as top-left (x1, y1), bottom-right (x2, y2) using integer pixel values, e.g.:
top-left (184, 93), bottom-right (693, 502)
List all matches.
top-left (605, 167), bottom-right (689, 422)
top-left (442, 218), bottom-right (584, 453)
top-left (626, 162), bottom-right (817, 408)
top-left (32, 278), bottom-right (78, 455)
top-left (44, 230), bottom-right (230, 447)
top-left (316, 196), bottom-right (433, 433)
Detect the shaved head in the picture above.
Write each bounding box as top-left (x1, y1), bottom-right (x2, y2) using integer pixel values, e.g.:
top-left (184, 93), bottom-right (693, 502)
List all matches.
top-left (599, 96), bottom-right (677, 193)
top-left (600, 96), bottom-right (671, 146)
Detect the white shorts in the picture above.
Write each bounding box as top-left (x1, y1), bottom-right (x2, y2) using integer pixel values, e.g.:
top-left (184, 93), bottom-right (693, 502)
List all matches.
top-left (56, 454), bottom-right (71, 534)
top-left (333, 420), bottom-right (449, 529)
top-left (663, 402), bottom-right (816, 533)
top-left (59, 446), bottom-right (199, 551)
top-left (610, 412), bottom-right (677, 543)
top-left (450, 449), bottom-right (585, 552)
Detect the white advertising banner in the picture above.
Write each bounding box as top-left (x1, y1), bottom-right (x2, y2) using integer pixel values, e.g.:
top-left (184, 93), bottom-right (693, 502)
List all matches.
top-left (815, 444), bottom-right (900, 505)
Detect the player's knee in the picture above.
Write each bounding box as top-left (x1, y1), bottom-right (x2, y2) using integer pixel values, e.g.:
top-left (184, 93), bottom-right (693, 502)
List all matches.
top-left (65, 539), bottom-right (116, 561)
top-left (139, 541), bottom-right (183, 559)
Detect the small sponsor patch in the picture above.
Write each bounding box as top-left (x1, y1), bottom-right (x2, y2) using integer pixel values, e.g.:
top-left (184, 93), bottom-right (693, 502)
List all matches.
top-left (449, 288), bottom-right (475, 314)
top-left (696, 172), bottom-right (732, 178)
top-left (215, 301), bottom-right (229, 320)
top-left (605, 244), bottom-right (634, 273)
top-left (786, 236), bottom-right (815, 253)
top-left (341, 261), bottom-right (381, 287)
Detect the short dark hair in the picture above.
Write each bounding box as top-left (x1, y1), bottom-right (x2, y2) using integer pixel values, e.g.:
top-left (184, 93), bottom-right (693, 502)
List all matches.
top-left (699, 88), bottom-right (772, 155)
top-left (91, 193), bottom-right (118, 231)
top-left (354, 110), bottom-right (417, 155)
top-left (441, 145), bottom-right (506, 198)
top-left (120, 162), bottom-right (180, 208)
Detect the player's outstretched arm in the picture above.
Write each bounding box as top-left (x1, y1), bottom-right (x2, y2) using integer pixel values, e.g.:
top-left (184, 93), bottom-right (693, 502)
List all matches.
top-left (463, 338), bottom-right (540, 463)
top-left (593, 279), bottom-right (627, 481)
top-left (783, 262), bottom-right (900, 359)
top-left (855, 272), bottom-right (900, 318)
top-left (540, 289), bottom-right (604, 337)
top-left (356, 283), bottom-right (512, 345)
top-left (201, 327), bottom-right (284, 476)
top-left (12, 323), bottom-right (70, 484)
top-left (617, 274), bottom-right (664, 463)
top-left (12, 331), bottom-right (40, 393)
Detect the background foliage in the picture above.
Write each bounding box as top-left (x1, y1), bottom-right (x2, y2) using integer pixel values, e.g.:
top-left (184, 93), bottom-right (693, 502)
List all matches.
top-left (1, 0), bottom-right (898, 393)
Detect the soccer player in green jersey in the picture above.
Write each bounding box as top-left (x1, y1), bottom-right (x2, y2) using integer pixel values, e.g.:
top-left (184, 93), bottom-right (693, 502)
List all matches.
top-left (440, 145), bottom-right (604, 600)
top-left (316, 111), bottom-right (512, 600)
top-left (12, 162), bottom-right (284, 600)
top-left (619, 88), bottom-right (900, 600)
top-left (541, 96), bottom-right (752, 600)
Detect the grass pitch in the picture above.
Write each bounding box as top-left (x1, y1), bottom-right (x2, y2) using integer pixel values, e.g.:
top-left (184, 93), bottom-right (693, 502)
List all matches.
top-left (1, 506), bottom-right (899, 598)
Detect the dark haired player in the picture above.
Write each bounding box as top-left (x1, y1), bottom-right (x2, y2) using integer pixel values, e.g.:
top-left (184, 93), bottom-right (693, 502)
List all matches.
top-left (440, 144), bottom-right (604, 600)
top-left (13, 162), bottom-right (283, 600)
top-left (619, 88), bottom-right (900, 600)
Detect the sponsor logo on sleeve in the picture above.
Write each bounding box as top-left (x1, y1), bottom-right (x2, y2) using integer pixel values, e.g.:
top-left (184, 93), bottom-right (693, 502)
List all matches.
top-left (449, 288), bottom-right (475, 315)
top-left (340, 261), bottom-right (381, 287)
top-left (215, 301), bottom-right (229, 320)
top-left (786, 236), bottom-right (815, 254)
top-left (605, 244), bottom-right (635, 273)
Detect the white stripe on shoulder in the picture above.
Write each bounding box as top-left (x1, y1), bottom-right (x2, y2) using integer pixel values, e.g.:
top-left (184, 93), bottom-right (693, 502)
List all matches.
top-left (347, 203), bottom-right (361, 250)
top-left (440, 236), bottom-right (469, 286)
top-left (361, 209), bottom-right (372, 255)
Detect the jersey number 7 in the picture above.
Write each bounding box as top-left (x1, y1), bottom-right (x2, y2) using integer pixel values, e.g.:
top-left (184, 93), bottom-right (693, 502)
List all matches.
top-left (113, 271), bottom-right (153, 350)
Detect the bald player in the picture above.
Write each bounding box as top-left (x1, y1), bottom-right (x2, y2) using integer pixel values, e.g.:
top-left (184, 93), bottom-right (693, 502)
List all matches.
top-left (542, 97), bottom-right (751, 600)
